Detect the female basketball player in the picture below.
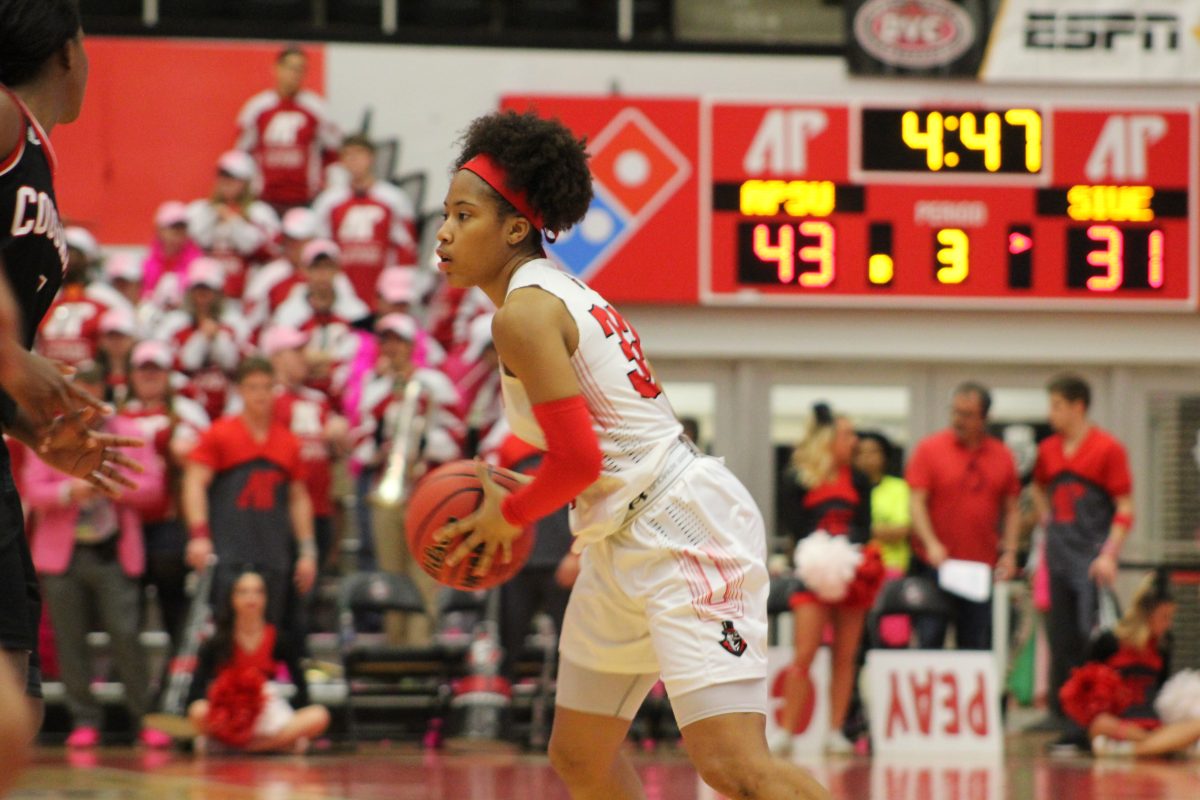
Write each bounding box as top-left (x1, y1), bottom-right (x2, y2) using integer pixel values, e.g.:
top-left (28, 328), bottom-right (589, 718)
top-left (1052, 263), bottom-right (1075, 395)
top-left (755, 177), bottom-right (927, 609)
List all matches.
top-left (0, 0), bottom-right (143, 743)
top-left (433, 111), bottom-right (828, 800)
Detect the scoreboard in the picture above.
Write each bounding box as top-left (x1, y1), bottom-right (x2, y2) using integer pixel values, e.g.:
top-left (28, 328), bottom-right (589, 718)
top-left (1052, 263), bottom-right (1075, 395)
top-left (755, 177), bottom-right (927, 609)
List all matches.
top-left (705, 101), bottom-right (1195, 310)
top-left (501, 95), bottom-right (1196, 311)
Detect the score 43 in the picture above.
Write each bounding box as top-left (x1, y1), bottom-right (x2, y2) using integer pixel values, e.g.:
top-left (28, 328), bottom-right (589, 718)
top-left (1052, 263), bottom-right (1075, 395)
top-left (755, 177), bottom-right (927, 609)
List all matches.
top-left (749, 222), bottom-right (970, 287)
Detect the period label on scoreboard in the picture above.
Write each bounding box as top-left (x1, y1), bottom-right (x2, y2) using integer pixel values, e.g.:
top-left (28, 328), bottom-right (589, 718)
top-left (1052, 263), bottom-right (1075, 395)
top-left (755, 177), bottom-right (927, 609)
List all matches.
top-left (703, 100), bottom-right (1196, 310)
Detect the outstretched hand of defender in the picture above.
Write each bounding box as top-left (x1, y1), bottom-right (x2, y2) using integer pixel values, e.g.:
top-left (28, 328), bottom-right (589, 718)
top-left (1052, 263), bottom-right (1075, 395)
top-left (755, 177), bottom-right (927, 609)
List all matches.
top-left (35, 413), bottom-right (144, 497)
top-left (434, 460), bottom-right (527, 577)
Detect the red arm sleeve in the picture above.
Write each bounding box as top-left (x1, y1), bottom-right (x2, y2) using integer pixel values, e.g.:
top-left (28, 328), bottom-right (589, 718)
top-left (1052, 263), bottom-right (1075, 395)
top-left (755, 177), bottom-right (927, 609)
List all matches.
top-left (499, 395), bottom-right (602, 527)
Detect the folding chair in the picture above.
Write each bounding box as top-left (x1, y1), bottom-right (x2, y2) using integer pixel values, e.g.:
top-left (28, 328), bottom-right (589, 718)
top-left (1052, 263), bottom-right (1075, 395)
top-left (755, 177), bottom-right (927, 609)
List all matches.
top-left (338, 572), bottom-right (463, 742)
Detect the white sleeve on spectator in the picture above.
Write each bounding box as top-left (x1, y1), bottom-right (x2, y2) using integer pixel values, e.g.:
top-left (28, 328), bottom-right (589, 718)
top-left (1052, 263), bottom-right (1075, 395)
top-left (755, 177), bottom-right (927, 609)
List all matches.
top-left (186, 200), bottom-right (219, 250)
top-left (236, 91), bottom-right (272, 152)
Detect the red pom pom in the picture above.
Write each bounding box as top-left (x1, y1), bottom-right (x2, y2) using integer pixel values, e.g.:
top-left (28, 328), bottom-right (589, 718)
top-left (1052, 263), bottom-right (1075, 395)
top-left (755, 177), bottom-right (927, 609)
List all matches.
top-left (206, 666), bottom-right (266, 747)
top-left (841, 543), bottom-right (885, 608)
top-left (1059, 663), bottom-right (1135, 728)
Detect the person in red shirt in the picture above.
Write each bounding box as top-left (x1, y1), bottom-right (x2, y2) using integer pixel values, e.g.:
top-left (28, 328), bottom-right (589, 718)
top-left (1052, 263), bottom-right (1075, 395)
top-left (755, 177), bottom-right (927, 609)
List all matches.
top-left (236, 47), bottom-right (342, 214)
top-left (905, 382), bottom-right (1020, 650)
top-left (1033, 374), bottom-right (1133, 728)
top-left (311, 134), bottom-right (418, 305)
top-left (182, 357), bottom-right (317, 634)
top-left (262, 325), bottom-right (349, 571)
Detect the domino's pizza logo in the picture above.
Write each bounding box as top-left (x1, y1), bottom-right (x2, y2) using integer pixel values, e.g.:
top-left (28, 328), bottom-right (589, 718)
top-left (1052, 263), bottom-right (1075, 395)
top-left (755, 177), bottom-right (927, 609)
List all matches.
top-left (550, 108), bottom-right (691, 279)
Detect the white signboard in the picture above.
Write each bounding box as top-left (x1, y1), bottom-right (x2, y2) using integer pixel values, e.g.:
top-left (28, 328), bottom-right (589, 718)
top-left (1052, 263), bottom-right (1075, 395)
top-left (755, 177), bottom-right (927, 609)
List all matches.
top-left (866, 650), bottom-right (1003, 756)
top-left (982, 0), bottom-right (1200, 83)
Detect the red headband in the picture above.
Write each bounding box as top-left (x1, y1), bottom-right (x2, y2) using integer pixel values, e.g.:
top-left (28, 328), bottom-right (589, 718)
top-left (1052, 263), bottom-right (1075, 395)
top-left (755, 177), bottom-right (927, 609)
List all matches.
top-left (460, 154), bottom-right (552, 239)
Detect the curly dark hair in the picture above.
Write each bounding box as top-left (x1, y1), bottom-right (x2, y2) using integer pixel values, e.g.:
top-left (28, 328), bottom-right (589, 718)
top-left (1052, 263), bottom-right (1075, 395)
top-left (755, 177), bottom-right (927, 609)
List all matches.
top-left (454, 110), bottom-right (593, 245)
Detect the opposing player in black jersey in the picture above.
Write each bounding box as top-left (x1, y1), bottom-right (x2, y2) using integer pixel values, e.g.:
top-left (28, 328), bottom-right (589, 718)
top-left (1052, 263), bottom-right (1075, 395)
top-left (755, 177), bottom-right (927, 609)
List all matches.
top-left (0, 1), bottom-right (144, 752)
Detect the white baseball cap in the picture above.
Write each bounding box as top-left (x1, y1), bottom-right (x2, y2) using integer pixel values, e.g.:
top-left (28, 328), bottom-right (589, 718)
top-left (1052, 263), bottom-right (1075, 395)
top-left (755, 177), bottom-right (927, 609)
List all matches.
top-left (131, 339), bottom-right (173, 369)
top-left (375, 312), bottom-right (417, 341)
top-left (104, 252), bottom-right (144, 283)
top-left (186, 257), bottom-right (226, 291)
top-left (282, 207), bottom-right (318, 241)
top-left (99, 307), bottom-right (137, 336)
top-left (260, 325), bottom-right (309, 357)
top-left (217, 150), bottom-right (257, 182)
top-left (301, 239), bottom-right (341, 269)
top-left (154, 200), bottom-right (189, 228)
top-left (64, 227), bottom-right (100, 262)
top-left (376, 266), bottom-right (417, 305)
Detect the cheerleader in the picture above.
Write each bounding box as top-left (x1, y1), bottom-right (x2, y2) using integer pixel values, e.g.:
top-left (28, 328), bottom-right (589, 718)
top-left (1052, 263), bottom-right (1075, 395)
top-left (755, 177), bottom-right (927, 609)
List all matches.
top-left (186, 570), bottom-right (329, 753)
top-left (773, 404), bottom-right (881, 755)
top-left (1062, 571), bottom-right (1200, 757)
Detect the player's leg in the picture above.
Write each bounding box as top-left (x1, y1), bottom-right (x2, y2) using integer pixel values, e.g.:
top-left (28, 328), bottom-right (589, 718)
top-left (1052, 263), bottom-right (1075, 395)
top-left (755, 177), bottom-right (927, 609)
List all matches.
top-left (550, 536), bottom-right (661, 800)
top-left (828, 605), bottom-right (867, 734)
top-left (548, 659), bottom-right (658, 800)
top-left (679, 706), bottom-right (830, 800)
top-left (0, 465), bottom-right (42, 731)
top-left (0, 652), bottom-right (32, 796)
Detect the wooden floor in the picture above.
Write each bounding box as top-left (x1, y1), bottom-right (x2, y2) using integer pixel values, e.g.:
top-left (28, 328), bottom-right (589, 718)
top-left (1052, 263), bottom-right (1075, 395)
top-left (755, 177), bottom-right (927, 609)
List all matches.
top-left (11, 738), bottom-right (1200, 800)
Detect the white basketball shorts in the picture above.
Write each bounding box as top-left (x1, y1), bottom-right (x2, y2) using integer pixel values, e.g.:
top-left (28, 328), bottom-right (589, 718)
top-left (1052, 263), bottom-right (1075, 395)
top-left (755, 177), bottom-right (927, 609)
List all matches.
top-left (558, 455), bottom-right (770, 698)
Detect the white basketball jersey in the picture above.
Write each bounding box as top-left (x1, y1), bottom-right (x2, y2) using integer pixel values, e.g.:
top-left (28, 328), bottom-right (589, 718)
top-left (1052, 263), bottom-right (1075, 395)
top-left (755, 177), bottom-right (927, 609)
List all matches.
top-left (501, 259), bottom-right (683, 545)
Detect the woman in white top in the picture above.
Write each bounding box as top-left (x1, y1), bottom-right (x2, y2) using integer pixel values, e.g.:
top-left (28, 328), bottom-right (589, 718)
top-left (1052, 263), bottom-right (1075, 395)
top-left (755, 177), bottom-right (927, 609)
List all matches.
top-left (432, 111), bottom-right (828, 800)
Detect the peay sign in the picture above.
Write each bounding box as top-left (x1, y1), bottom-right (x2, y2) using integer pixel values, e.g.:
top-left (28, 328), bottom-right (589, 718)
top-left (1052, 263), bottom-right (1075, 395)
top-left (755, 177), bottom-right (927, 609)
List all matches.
top-left (866, 651), bottom-right (1002, 755)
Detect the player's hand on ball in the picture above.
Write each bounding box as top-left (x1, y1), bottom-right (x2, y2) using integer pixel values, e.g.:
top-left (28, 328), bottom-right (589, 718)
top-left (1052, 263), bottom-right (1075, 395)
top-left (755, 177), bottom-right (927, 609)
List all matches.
top-left (435, 460), bottom-right (524, 577)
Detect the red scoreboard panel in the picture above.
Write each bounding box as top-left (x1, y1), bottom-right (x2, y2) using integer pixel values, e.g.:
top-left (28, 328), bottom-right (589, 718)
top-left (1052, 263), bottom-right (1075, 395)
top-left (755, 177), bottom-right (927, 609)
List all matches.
top-left (704, 101), bottom-right (1197, 310)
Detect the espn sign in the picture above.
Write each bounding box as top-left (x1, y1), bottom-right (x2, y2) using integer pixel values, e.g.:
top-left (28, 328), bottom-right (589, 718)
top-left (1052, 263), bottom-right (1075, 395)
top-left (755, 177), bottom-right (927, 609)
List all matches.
top-left (1024, 11), bottom-right (1179, 51)
top-left (982, 0), bottom-right (1200, 83)
top-left (866, 651), bottom-right (1002, 756)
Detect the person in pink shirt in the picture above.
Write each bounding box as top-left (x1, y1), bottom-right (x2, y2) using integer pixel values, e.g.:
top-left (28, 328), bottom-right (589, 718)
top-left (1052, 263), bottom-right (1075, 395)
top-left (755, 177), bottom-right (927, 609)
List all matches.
top-left (141, 200), bottom-right (202, 302)
top-left (20, 364), bottom-right (167, 749)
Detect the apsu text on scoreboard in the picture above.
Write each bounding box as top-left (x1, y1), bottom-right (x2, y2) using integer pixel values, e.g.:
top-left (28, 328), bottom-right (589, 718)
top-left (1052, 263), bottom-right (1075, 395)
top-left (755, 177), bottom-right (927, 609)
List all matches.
top-left (704, 100), bottom-right (1196, 310)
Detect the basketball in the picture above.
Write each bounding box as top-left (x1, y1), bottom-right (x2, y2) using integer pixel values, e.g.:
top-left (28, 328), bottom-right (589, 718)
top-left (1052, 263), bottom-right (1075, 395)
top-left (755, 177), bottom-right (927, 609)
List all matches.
top-left (405, 460), bottom-right (532, 591)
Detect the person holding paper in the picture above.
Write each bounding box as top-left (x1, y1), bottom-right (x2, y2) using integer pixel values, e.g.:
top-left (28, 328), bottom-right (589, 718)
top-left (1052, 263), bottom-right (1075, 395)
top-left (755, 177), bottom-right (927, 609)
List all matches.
top-left (905, 382), bottom-right (1021, 650)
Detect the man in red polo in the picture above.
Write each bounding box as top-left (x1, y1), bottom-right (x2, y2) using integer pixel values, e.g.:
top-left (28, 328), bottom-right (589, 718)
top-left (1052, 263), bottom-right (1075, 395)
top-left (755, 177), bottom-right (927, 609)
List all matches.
top-left (905, 382), bottom-right (1020, 649)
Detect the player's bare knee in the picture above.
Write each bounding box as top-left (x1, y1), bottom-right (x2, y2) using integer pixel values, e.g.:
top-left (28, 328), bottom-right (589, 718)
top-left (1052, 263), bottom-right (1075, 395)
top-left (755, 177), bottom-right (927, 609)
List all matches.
top-left (548, 734), bottom-right (606, 783)
top-left (694, 749), bottom-right (771, 799)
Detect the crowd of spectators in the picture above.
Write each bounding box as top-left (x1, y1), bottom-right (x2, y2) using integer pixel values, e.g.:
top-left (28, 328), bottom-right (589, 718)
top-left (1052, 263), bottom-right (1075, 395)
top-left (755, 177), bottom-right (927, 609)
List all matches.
top-left (15, 45), bottom-right (511, 749)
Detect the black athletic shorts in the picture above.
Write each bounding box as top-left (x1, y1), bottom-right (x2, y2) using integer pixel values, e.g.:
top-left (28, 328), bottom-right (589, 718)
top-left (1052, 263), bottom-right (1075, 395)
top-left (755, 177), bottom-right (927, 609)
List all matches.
top-left (0, 438), bottom-right (42, 698)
